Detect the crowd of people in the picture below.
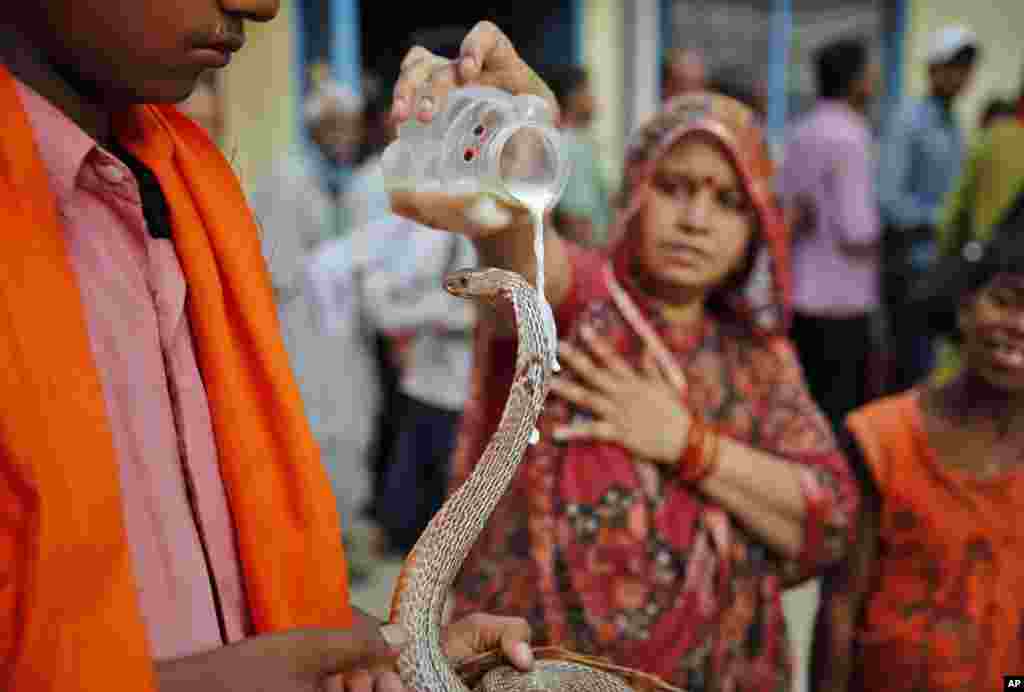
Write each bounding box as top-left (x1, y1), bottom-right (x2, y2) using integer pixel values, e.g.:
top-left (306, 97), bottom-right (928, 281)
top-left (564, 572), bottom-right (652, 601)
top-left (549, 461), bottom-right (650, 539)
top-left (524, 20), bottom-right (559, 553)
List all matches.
top-left (3, 3), bottom-right (1024, 691)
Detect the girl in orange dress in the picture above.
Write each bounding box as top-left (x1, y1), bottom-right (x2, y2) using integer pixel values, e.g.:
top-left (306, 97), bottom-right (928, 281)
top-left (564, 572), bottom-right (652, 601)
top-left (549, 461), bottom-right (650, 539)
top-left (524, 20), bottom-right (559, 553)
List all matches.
top-left (811, 229), bottom-right (1024, 692)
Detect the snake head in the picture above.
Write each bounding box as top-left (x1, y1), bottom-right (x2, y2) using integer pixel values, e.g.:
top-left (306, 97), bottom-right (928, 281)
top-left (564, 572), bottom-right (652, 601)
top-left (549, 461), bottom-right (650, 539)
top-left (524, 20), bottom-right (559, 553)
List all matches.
top-left (444, 267), bottom-right (516, 301)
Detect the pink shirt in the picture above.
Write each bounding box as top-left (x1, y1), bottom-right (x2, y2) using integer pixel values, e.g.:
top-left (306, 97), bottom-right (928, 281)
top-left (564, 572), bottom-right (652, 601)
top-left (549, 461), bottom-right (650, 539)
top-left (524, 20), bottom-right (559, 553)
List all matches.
top-left (779, 100), bottom-right (881, 316)
top-left (15, 81), bottom-right (250, 660)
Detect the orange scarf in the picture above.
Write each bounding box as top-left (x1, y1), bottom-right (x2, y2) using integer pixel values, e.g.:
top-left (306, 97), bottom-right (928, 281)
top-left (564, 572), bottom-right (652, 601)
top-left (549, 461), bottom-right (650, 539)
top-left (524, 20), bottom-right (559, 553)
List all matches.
top-left (0, 66), bottom-right (351, 690)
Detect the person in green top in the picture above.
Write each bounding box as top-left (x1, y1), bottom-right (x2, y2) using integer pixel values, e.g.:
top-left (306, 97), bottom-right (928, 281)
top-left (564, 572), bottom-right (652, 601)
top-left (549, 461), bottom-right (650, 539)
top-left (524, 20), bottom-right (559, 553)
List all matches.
top-left (934, 76), bottom-right (1024, 380)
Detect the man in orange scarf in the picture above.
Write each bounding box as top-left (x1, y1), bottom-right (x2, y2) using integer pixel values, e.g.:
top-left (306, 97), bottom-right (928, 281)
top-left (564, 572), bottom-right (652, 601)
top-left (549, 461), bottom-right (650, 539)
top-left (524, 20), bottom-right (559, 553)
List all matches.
top-left (0, 4), bottom-right (532, 691)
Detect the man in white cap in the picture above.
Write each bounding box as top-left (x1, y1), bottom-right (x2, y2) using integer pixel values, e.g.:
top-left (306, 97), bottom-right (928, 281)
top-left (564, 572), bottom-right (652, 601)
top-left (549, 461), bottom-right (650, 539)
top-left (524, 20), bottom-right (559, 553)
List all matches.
top-left (248, 66), bottom-right (378, 581)
top-left (878, 25), bottom-right (979, 394)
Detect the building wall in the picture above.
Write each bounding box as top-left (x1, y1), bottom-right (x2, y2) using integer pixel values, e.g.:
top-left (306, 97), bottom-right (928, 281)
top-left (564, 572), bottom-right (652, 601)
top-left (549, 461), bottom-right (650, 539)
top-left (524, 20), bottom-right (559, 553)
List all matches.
top-left (905, 0), bottom-right (1024, 136)
top-left (219, 0), bottom-right (299, 194)
top-left (583, 0), bottom-right (626, 192)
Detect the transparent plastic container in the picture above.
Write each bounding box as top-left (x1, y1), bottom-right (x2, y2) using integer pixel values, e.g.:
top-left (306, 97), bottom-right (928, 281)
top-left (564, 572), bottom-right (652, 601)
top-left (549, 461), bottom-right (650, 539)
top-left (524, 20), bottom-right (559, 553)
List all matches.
top-left (380, 86), bottom-right (570, 215)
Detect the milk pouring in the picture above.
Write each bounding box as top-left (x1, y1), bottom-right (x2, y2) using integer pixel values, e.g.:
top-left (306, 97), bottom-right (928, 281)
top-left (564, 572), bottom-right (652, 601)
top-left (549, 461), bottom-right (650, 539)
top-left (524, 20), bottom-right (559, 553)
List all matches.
top-left (380, 86), bottom-right (570, 373)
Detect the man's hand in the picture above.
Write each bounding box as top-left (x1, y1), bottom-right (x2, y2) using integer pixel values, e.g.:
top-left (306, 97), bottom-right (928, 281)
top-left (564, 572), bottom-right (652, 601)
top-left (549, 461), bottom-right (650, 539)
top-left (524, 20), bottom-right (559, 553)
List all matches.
top-left (155, 620), bottom-right (409, 692)
top-left (441, 613), bottom-right (533, 669)
top-left (390, 21), bottom-right (557, 126)
top-left (385, 21), bottom-right (555, 241)
top-left (382, 21), bottom-right (572, 314)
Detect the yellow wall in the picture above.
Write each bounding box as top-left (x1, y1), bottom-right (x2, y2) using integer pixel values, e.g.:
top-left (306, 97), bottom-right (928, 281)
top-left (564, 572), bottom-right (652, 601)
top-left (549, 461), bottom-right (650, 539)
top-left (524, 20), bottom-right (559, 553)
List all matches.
top-left (584, 0), bottom-right (626, 193)
top-left (905, 0), bottom-right (1023, 137)
top-left (219, 0), bottom-right (299, 193)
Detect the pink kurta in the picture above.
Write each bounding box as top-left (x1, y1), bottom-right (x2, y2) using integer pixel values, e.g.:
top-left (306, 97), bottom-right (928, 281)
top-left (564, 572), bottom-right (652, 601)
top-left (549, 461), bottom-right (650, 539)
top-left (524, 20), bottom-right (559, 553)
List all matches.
top-left (17, 80), bottom-right (248, 660)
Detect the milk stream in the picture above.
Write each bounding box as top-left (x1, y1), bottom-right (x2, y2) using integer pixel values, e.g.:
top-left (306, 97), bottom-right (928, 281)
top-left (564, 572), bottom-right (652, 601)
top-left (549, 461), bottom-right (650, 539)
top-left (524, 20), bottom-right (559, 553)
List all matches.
top-left (500, 183), bottom-right (560, 447)
top-left (505, 183), bottom-right (560, 374)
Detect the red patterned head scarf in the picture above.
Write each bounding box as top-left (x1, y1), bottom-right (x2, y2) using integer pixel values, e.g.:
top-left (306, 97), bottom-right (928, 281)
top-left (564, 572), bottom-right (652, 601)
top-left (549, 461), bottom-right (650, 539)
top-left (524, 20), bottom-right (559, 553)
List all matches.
top-left (609, 92), bottom-right (791, 332)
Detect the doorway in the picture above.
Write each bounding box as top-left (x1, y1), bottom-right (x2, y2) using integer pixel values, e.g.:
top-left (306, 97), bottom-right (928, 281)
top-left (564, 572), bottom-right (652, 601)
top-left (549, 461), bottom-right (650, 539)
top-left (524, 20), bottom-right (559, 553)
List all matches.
top-left (358, 4), bottom-right (579, 89)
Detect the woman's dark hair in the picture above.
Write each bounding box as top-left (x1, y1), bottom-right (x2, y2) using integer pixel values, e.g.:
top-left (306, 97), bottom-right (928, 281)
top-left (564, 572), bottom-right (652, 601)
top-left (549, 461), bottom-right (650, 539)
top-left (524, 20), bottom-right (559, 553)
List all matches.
top-left (814, 37), bottom-right (869, 100)
top-left (981, 97), bottom-right (1017, 128)
top-left (914, 216), bottom-right (1024, 339)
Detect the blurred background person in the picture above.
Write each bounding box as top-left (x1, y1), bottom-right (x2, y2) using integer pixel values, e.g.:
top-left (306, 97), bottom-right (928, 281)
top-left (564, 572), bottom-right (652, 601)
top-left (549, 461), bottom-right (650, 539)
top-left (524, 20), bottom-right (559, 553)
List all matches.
top-left (780, 37), bottom-right (882, 433)
top-left (248, 65), bottom-right (371, 579)
top-left (347, 70), bottom-right (395, 230)
top-left (661, 46), bottom-right (706, 102)
top-left (363, 228), bottom-right (478, 555)
top-left (978, 95), bottom-right (1018, 131)
top-left (932, 71), bottom-right (1024, 381)
top-left (352, 26), bottom-right (468, 558)
top-left (249, 66), bottom-right (364, 410)
top-left (708, 63), bottom-right (768, 120)
top-left (878, 26), bottom-right (980, 395)
top-left (541, 63), bottom-right (613, 247)
top-left (344, 71), bottom-right (411, 544)
top-left (940, 74), bottom-right (1024, 267)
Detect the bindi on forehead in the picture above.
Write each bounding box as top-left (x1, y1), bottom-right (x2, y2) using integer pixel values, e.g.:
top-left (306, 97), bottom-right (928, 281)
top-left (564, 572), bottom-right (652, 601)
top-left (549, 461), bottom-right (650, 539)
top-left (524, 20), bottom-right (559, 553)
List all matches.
top-left (659, 140), bottom-right (740, 190)
top-left (655, 165), bottom-right (741, 197)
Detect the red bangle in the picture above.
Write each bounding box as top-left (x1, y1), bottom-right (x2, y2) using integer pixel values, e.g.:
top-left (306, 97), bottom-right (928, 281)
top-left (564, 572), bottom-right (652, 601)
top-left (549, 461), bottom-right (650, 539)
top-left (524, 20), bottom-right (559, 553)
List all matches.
top-left (678, 415), bottom-right (706, 482)
top-left (678, 415), bottom-right (721, 483)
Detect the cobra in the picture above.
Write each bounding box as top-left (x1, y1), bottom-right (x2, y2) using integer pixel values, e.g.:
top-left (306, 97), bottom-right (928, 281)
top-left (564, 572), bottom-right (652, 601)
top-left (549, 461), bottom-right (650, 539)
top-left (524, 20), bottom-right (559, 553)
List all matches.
top-left (386, 267), bottom-right (635, 692)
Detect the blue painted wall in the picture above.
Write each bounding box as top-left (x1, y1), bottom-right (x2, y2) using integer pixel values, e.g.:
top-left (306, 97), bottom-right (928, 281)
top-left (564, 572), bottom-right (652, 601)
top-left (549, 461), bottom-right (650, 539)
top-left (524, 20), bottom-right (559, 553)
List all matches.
top-left (330, 0), bottom-right (362, 94)
top-left (766, 0), bottom-right (792, 148)
top-left (882, 0), bottom-right (908, 122)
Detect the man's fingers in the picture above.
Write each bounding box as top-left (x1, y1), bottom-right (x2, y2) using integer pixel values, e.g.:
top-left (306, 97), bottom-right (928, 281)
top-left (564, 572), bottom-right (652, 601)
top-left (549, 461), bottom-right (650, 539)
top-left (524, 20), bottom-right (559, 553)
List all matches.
top-left (458, 21), bottom-right (518, 75)
top-left (400, 45), bottom-right (434, 72)
top-left (393, 22), bottom-right (559, 125)
top-left (458, 21), bottom-right (559, 117)
top-left (497, 618), bottom-right (534, 671)
top-left (332, 669), bottom-right (406, 692)
top-left (370, 671), bottom-right (406, 692)
top-left (391, 48), bottom-right (449, 122)
top-left (442, 613), bottom-right (532, 666)
top-left (336, 669), bottom-right (371, 692)
top-left (415, 61), bottom-right (460, 122)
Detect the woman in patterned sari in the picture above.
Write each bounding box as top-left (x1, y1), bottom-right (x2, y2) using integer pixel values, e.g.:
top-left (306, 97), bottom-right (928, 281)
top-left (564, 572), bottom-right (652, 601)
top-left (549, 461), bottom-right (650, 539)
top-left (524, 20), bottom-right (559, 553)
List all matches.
top-left (390, 24), bottom-right (857, 690)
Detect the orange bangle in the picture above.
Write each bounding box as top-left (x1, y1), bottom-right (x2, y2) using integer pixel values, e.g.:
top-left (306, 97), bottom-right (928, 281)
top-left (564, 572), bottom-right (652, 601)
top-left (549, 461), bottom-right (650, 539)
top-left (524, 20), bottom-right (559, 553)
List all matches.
top-left (678, 415), bottom-right (707, 483)
top-left (678, 416), bottom-right (721, 484)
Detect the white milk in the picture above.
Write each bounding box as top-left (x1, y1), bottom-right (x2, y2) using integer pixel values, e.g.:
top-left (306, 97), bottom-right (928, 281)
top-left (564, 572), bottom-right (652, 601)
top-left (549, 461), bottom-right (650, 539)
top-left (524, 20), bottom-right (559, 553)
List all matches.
top-left (505, 182), bottom-right (560, 374)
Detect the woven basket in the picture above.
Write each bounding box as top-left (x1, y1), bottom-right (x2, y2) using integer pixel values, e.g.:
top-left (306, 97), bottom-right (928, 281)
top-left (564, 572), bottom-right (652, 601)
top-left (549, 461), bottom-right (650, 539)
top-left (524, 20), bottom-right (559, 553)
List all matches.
top-left (455, 646), bottom-right (687, 692)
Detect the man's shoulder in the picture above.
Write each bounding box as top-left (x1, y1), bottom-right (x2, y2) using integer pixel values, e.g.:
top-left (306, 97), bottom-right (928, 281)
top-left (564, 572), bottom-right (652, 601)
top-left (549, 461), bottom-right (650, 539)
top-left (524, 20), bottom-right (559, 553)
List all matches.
top-left (787, 108), bottom-right (865, 151)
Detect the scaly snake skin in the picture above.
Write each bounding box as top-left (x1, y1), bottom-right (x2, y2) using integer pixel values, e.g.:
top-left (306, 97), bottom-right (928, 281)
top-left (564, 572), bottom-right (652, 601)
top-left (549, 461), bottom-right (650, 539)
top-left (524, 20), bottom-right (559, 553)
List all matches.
top-left (388, 267), bottom-right (633, 692)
